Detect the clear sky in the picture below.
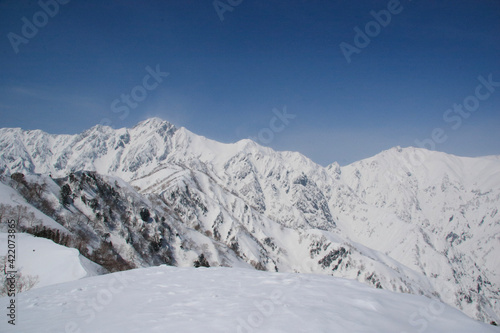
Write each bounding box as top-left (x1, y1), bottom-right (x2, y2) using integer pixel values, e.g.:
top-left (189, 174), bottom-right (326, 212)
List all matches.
top-left (0, 0), bottom-right (499, 166)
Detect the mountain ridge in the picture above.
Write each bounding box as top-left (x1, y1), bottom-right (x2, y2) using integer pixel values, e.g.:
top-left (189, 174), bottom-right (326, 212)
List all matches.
top-left (0, 118), bottom-right (499, 324)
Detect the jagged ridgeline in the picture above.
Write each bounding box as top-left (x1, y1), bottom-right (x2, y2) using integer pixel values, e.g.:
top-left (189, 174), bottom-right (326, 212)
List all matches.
top-left (0, 118), bottom-right (499, 324)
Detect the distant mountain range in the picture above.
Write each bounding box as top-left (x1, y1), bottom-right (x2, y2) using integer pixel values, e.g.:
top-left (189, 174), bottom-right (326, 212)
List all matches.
top-left (0, 118), bottom-right (498, 324)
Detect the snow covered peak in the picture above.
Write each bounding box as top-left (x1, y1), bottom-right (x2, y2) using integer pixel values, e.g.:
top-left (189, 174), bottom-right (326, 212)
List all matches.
top-left (342, 145), bottom-right (500, 191)
top-left (132, 117), bottom-right (176, 131)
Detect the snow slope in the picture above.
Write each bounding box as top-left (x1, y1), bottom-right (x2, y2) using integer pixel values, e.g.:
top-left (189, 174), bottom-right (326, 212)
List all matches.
top-left (0, 181), bottom-right (68, 232)
top-left (0, 233), bottom-right (104, 289)
top-left (0, 265), bottom-right (497, 333)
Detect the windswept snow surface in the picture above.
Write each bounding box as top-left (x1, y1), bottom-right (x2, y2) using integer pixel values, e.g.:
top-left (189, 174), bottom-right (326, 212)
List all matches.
top-left (0, 233), bottom-right (103, 289)
top-left (0, 265), bottom-right (497, 333)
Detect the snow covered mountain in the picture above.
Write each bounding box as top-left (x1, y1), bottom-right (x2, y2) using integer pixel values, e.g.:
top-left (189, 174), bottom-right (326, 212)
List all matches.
top-left (0, 118), bottom-right (499, 325)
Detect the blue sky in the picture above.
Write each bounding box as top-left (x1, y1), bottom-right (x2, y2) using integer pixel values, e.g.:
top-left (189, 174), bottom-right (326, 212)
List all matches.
top-left (0, 0), bottom-right (499, 165)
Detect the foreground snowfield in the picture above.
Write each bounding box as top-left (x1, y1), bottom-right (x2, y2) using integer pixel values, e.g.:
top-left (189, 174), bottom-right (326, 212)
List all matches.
top-left (1, 265), bottom-right (497, 333)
